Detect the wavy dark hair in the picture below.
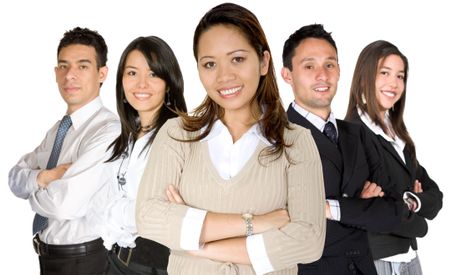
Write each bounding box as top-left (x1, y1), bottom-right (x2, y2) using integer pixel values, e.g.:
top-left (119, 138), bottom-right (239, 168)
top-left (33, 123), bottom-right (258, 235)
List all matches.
top-left (107, 36), bottom-right (187, 162)
top-left (345, 40), bottom-right (416, 165)
top-left (180, 2), bottom-right (290, 159)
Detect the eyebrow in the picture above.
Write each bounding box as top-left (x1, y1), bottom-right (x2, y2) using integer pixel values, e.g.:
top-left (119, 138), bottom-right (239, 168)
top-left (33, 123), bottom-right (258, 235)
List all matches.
top-left (380, 65), bottom-right (405, 73)
top-left (57, 59), bottom-right (93, 64)
top-left (300, 56), bottom-right (337, 63)
top-left (199, 49), bottom-right (250, 61)
top-left (124, 65), bottom-right (138, 69)
top-left (124, 65), bottom-right (154, 73)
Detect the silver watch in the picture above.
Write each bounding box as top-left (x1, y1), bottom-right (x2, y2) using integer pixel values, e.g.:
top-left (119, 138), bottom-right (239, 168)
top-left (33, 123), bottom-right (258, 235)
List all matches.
top-left (242, 213), bottom-right (254, 236)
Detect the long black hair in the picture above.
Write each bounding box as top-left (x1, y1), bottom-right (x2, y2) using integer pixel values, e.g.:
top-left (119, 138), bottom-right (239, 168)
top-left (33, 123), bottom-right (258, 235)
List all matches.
top-left (107, 36), bottom-right (187, 162)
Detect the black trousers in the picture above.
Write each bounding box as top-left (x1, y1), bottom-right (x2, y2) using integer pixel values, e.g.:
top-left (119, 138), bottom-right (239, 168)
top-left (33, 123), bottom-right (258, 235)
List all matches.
top-left (106, 237), bottom-right (169, 275)
top-left (298, 255), bottom-right (372, 275)
top-left (34, 236), bottom-right (108, 275)
top-left (106, 250), bottom-right (167, 275)
top-left (38, 248), bottom-right (107, 275)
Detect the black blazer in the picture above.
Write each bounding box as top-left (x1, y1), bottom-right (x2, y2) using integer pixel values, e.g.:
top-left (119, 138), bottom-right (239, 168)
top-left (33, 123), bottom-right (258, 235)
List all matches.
top-left (347, 110), bottom-right (443, 259)
top-left (287, 106), bottom-right (405, 275)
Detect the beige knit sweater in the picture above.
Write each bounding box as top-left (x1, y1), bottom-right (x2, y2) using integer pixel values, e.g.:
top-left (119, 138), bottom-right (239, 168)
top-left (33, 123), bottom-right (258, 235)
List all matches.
top-left (136, 118), bottom-right (325, 275)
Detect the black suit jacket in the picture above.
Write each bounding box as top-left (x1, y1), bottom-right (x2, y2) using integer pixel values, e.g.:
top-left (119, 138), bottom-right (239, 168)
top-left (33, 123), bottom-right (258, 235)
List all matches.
top-left (347, 110), bottom-right (443, 259)
top-left (287, 106), bottom-right (405, 275)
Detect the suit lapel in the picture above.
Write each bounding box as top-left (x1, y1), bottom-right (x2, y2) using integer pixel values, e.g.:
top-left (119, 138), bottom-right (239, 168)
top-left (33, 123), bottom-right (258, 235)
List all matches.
top-left (336, 120), bottom-right (358, 191)
top-left (287, 106), bottom-right (343, 174)
top-left (377, 136), bottom-right (411, 176)
top-left (350, 113), bottom-right (412, 176)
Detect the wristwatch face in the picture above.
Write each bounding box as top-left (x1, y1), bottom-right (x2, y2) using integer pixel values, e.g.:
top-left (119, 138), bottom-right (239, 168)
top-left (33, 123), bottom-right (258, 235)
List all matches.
top-left (242, 213), bottom-right (253, 220)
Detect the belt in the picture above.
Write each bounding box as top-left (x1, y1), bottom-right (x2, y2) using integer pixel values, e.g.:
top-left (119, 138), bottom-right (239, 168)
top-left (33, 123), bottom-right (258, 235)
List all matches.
top-left (112, 244), bottom-right (133, 266)
top-left (33, 235), bottom-right (104, 257)
top-left (112, 237), bottom-right (169, 268)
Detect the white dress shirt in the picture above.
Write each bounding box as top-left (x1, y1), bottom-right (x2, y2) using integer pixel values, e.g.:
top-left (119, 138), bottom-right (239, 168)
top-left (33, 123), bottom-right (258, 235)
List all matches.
top-left (292, 102), bottom-right (339, 137)
top-left (103, 130), bottom-right (153, 249)
top-left (9, 97), bottom-right (120, 245)
top-left (179, 119), bottom-right (274, 274)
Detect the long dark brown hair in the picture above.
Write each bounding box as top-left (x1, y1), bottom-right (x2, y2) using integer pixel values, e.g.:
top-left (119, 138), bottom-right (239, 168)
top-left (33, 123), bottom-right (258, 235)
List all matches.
top-left (180, 2), bottom-right (290, 159)
top-left (107, 36), bottom-right (187, 162)
top-left (345, 40), bottom-right (416, 164)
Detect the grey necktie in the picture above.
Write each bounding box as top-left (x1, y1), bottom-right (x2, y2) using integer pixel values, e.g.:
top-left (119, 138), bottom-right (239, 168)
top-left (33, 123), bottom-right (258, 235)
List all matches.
top-left (32, 115), bottom-right (72, 235)
top-left (323, 121), bottom-right (338, 144)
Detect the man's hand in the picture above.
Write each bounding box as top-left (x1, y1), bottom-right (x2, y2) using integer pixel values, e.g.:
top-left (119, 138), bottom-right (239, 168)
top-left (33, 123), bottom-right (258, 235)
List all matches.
top-left (37, 163), bottom-right (71, 188)
top-left (325, 201), bottom-right (332, 219)
top-left (360, 181), bottom-right (384, 199)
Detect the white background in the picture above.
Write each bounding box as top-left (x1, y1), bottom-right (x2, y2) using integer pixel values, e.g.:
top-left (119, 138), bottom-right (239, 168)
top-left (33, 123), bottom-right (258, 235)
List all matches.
top-left (1, 0), bottom-right (448, 273)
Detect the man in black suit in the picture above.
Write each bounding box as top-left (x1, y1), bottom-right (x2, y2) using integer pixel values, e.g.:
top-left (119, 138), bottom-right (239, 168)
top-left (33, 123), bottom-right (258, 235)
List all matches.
top-left (281, 24), bottom-right (407, 275)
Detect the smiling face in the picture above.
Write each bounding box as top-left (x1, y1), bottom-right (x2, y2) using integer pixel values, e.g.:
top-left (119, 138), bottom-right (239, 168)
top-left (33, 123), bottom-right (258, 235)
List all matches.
top-left (122, 50), bottom-right (166, 126)
top-left (375, 54), bottom-right (405, 116)
top-left (196, 24), bottom-right (269, 119)
top-left (55, 44), bottom-right (107, 114)
top-left (282, 38), bottom-right (339, 120)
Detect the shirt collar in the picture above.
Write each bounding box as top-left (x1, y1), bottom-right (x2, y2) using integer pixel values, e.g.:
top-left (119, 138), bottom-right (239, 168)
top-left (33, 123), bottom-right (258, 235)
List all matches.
top-left (358, 107), bottom-right (391, 140)
top-left (201, 119), bottom-right (271, 146)
top-left (292, 101), bottom-right (338, 134)
top-left (133, 128), bottom-right (154, 147)
top-left (358, 107), bottom-right (405, 148)
top-left (67, 97), bottom-right (103, 130)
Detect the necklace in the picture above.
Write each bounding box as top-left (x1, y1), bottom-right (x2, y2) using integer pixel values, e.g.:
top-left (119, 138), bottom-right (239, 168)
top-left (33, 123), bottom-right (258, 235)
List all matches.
top-left (140, 124), bottom-right (152, 133)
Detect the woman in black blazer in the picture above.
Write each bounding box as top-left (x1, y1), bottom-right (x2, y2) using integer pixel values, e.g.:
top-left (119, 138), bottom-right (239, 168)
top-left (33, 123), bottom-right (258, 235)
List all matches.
top-left (345, 40), bottom-right (443, 275)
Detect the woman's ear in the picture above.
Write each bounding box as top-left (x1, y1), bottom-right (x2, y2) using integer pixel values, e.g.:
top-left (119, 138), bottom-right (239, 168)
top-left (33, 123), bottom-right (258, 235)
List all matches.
top-left (260, 50), bottom-right (270, 76)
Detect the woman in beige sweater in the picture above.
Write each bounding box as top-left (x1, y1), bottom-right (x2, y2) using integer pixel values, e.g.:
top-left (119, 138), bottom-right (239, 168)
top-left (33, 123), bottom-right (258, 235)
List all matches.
top-left (136, 3), bottom-right (326, 274)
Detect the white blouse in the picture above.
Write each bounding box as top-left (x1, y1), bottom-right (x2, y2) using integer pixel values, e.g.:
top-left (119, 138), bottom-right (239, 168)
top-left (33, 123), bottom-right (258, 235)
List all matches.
top-left (103, 130), bottom-right (154, 249)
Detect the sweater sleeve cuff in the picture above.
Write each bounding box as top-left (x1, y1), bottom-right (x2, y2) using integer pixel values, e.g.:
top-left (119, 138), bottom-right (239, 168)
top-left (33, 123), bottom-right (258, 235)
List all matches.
top-left (179, 207), bottom-right (207, 250)
top-left (247, 233), bottom-right (274, 275)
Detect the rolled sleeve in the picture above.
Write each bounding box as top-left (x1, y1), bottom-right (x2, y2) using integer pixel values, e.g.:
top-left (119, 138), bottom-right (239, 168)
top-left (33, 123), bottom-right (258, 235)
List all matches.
top-left (180, 207), bottom-right (207, 250)
top-left (9, 164), bottom-right (41, 199)
top-left (247, 233), bottom-right (274, 275)
top-left (29, 122), bottom-right (119, 220)
top-left (8, 137), bottom-right (49, 200)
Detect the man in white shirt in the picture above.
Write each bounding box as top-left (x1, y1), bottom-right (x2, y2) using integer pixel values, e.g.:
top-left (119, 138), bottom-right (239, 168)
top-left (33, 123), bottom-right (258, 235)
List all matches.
top-left (8, 27), bottom-right (119, 275)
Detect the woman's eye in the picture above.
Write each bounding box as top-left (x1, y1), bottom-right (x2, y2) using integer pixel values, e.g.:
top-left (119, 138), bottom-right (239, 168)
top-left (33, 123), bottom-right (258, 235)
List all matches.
top-left (232, 56), bottom-right (245, 63)
top-left (204, 61), bottom-right (215, 69)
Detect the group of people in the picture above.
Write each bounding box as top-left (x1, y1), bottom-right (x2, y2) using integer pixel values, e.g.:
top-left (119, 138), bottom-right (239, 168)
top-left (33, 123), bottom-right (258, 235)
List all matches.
top-left (8, 2), bottom-right (442, 275)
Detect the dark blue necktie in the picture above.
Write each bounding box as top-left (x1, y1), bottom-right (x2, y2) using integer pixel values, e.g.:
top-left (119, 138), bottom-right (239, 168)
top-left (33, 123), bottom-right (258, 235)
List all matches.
top-left (32, 115), bottom-right (72, 235)
top-left (323, 121), bottom-right (338, 144)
